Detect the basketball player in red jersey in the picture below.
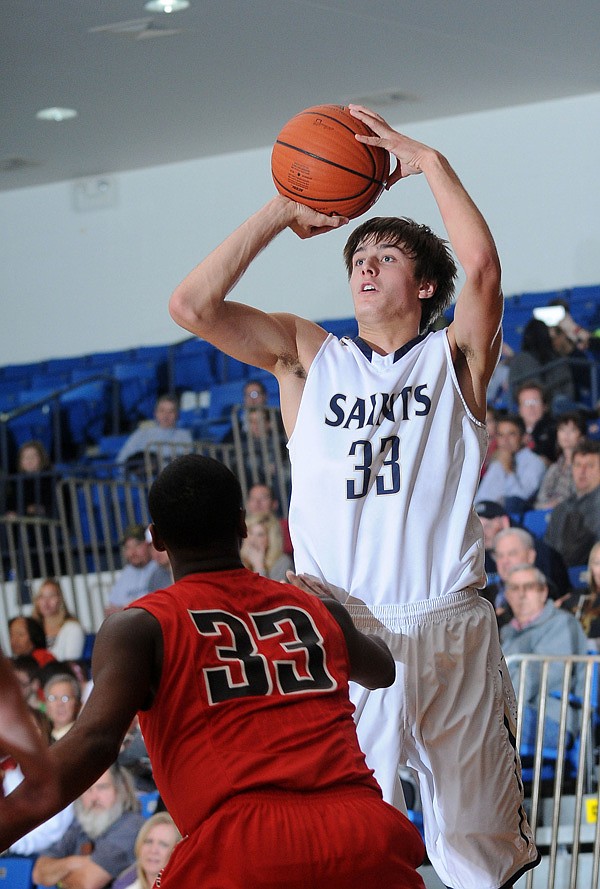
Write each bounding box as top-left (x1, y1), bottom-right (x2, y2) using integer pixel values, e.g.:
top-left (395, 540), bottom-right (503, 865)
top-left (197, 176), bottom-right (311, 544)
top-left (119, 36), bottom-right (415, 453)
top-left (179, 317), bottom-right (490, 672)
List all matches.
top-left (0, 454), bottom-right (425, 888)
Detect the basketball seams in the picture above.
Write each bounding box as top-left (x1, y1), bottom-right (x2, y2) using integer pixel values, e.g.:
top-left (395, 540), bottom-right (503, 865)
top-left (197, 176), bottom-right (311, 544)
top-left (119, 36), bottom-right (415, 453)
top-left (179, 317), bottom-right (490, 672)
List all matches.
top-left (271, 103), bottom-right (390, 219)
top-left (274, 139), bottom-right (383, 185)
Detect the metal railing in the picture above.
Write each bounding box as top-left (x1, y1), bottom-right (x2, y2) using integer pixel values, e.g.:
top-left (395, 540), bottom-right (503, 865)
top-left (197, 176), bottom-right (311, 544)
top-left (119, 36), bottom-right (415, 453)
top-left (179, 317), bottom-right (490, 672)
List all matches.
top-left (508, 653), bottom-right (600, 889)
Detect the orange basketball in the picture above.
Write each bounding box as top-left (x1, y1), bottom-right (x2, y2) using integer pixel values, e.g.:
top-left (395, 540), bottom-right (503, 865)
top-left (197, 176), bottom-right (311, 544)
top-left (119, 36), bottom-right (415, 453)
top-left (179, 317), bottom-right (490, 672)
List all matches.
top-left (271, 104), bottom-right (390, 220)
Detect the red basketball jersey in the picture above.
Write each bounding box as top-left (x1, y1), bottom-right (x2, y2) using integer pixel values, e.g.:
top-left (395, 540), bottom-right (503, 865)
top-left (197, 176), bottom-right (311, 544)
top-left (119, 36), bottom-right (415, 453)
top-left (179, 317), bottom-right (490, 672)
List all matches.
top-left (130, 568), bottom-right (380, 837)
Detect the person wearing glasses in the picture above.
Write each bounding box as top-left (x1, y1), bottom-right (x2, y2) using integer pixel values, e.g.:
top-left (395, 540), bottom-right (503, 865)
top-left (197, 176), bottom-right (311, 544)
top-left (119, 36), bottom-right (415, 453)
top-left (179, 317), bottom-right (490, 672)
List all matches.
top-left (44, 673), bottom-right (81, 741)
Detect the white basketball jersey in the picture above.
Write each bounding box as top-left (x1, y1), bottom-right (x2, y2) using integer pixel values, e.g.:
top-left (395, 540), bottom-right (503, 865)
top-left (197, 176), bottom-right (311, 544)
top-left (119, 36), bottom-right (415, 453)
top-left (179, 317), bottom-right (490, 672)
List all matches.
top-left (288, 330), bottom-right (488, 607)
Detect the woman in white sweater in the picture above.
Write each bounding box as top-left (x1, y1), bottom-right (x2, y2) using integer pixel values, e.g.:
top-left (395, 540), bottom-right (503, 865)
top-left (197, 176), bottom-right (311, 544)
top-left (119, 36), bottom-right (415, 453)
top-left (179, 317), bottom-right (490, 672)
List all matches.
top-left (32, 577), bottom-right (85, 661)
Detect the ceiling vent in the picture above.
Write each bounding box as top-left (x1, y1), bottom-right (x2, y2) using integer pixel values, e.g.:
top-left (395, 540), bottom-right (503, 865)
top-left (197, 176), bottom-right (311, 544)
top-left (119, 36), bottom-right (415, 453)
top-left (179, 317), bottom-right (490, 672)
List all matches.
top-left (88, 18), bottom-right (184, 40)
top-left (0, 156), bottom-right (39, 172)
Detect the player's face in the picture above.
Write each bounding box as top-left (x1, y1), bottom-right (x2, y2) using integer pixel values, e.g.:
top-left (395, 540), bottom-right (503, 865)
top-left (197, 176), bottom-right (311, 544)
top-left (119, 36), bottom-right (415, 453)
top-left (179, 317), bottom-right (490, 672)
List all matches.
top-left (349, 239), bottom-right (423, 322)
top-left (504, 569), bottom-right (548, 623)
top-left (139, 823), bottom-right (179, 880)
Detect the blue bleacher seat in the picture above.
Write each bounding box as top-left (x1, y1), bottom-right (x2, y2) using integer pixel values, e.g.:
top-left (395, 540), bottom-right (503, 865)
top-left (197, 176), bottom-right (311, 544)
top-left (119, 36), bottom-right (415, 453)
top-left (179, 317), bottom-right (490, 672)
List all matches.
top-left (207, 380), bottom-right (245, 420)
top-left (113, 361), bottom-right (159, 424)
top-left (0, 856), bottom-right (34, 888)
top-left (318, 316), bottom-right (359, 339)
top-left (213, 352), bottom-right (249, 384)
top-left (173, 351), bottom-right (216, 392)
top-left (568, 564), bottom-right (588, 589)
top-left (521, 508), bottom-right (553, 539)
top-left (96, 433), bottom-right (129, 460)
top-left (138, 789), bottom-right (160, 818)
top-left (60, 380), bottom-right (111, 449)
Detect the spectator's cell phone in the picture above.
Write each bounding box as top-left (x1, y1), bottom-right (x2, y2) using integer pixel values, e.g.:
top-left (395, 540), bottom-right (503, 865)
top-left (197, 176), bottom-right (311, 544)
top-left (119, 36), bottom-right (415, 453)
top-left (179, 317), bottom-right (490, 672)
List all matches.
top-left (533, 305), bottom-right (566, 326)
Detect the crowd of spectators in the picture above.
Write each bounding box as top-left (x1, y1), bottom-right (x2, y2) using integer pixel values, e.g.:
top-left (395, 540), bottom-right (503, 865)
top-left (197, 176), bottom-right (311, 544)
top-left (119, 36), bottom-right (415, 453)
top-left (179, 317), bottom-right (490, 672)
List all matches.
top-left (1, 302), bottom-right (599, 867)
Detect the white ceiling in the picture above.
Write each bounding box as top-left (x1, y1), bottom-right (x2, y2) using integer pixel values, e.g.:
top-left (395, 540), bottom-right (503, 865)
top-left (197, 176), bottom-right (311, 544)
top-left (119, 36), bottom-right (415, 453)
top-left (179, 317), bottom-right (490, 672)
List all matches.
top-left (2, 0), bottom-right (600, 193)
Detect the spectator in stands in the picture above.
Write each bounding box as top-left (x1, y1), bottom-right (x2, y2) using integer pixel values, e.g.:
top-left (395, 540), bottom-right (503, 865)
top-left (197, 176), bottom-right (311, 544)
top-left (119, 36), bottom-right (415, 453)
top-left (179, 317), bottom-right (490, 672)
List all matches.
top-left (11, 654), bottom-right (43, 709)
top-left (32, 763), bottom-right (144, 889)
top-left (516, 382), bottom-right (556, 464)
top-left (549, 297), bottom-right (594, 352)
top-left (246, 481), bottom-right (292, 555)
top-left (44, 671), bottom-right (82, 741)
top-left (31, 577), bottom-right (85, 661)
top-left (475, 414), bottom-right (547, 514)
top-left (113, 812), bottom-right (181, 889)
top-left (2, 706), bottom-right (75, 856)
top-left (105, 524), bottom-right (172, 616)
top-left (116, 394), bottom-right (192, 470)
top-left (508, 317), bottom-right (575, 409)
top-left (240, 513), bottom-right (294, 582)
top-left (243, 378), bottom-right (268, 409)
top-left (534, 411), bottom-right (587, 509)
top-left (559, 541), bottom-right (600, 647)
top-left (4, 439), bottom-right (55, 518)
top-left (482, 527), bottom-right (569, 626)
top-left (481, 522), bottom-right (569, 626)
top-left (544, 440), bottom-right (600, 567)
top-left (8, 615), bottom-right (56, 668)
top-left (501, 564), bottom-right (588, 749)
top-left (240, 406), bottom-right (288, 485)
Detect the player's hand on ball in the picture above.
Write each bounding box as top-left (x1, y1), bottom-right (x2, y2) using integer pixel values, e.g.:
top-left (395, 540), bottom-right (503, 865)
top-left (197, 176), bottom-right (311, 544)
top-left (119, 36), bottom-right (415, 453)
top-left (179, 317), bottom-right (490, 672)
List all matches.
top-left (348, 104), bottom-right (431, 188)
top-left (283, 198), bottom-right (348, 240)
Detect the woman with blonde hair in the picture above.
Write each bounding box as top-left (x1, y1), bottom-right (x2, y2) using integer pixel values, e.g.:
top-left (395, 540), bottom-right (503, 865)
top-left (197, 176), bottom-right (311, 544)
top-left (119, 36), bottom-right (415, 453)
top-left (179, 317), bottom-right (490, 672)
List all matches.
top-left (240, 513), bottom-right (293, 581)
top-left (113, 812), bottom-right (181, 889)
top-left (32, 577), bottom-right (85, 660)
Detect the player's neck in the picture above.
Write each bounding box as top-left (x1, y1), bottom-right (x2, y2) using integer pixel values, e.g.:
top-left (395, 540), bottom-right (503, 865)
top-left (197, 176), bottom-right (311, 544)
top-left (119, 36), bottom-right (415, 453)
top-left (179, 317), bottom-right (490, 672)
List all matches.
top-left (172, 553), bottom-right (244, 580)
top-left (356, 320), bottom-right (421, 356)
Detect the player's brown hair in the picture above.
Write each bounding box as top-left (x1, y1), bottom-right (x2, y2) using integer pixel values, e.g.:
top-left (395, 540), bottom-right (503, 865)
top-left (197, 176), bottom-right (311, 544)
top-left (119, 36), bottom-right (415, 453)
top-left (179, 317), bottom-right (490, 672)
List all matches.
top-left (343, 216), bottom-right (457, 333)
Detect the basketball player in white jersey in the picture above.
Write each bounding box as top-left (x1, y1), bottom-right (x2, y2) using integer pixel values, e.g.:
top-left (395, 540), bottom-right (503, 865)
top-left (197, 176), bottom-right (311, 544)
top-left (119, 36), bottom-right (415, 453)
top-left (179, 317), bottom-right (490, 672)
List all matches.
top-left (169, 105), bottom-right (540, 889)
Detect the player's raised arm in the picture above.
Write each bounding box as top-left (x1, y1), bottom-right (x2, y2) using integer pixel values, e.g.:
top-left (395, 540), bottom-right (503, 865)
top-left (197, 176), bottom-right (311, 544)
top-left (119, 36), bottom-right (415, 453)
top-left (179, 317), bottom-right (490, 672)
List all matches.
top-left (169, 195), bottom-right (347, 375)
top-left (350, 104), bottom-right (502, 418)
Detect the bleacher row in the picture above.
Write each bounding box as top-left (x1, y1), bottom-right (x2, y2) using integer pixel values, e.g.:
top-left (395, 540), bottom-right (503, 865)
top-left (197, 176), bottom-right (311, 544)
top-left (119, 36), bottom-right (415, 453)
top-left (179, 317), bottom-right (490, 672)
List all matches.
top-left (3, 283), bottom-right (600, 475)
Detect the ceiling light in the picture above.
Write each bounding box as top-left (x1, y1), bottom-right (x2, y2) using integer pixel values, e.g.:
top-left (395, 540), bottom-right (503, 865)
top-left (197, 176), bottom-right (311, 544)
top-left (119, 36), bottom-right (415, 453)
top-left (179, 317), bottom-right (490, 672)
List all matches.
top-left (144, 0), bottom-right (189, 12)
top-left (36, 107), bottom-right (78, 122)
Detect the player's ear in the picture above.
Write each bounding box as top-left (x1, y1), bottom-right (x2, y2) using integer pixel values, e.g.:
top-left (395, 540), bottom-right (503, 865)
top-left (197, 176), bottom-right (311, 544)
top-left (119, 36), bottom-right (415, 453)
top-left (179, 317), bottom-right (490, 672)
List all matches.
top-left (418, 280), bottom-right (436, 300)
top-left (148, 523), bottom-right (166, 551)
